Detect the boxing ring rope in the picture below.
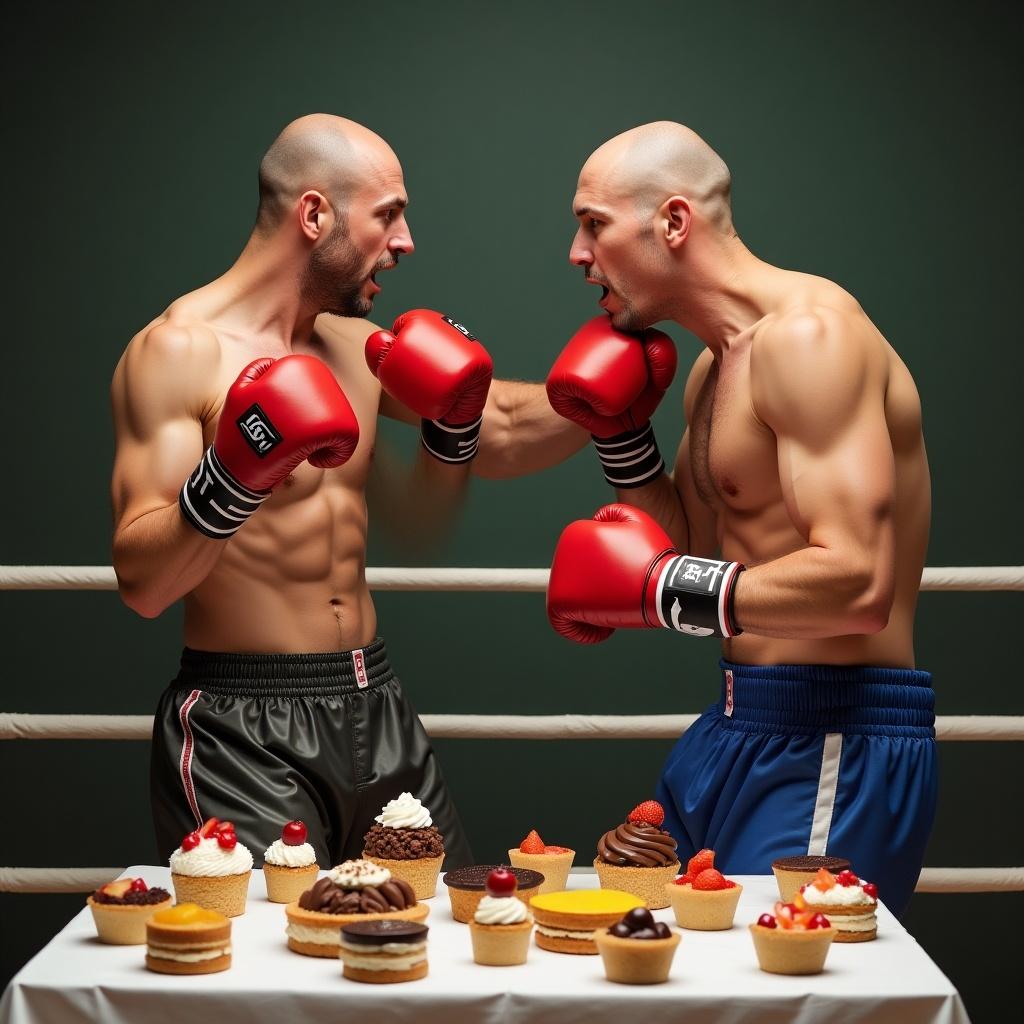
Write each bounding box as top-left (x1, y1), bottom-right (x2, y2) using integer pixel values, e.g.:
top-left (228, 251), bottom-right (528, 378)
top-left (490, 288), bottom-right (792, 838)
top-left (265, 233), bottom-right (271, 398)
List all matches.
top-left (2, 563), bottom-right (1021, 896)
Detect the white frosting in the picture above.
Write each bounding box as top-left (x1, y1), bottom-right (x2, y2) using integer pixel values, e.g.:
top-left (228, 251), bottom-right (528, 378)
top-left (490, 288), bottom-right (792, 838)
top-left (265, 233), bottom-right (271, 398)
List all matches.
top-left (287, 923), bottom-right (341, 944)
top-left (800, 882), bottom-right (876, 907)
top-left (536, 925), bottom-right (594, 939)
top-left (169, 837), bottom-right (253, 877)
top-left (474, 895), bottom-right (530, 925)
top-left (375, 792), bottom-right (432, 829)
top-left (148, 946), bottom-right (230, 962)
top-left (263, 840), bottom-right (317, 868)
top-left (339, 939), bottom-right (427, 955)
top-left (340, 951), bottom-right (427, 971)
top-left (327, 859), bottom-right (391, 889)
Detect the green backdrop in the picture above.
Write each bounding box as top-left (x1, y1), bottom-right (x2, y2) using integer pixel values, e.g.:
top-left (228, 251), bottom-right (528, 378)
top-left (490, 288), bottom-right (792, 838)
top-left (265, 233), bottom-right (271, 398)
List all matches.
top-left (1, 2), bottom-right (1020, 1020)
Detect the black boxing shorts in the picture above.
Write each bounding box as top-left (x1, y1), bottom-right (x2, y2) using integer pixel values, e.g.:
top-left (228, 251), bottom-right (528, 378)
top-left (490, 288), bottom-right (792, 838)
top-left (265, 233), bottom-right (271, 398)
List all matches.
top-left (150, 638), bottom-right (473, 869)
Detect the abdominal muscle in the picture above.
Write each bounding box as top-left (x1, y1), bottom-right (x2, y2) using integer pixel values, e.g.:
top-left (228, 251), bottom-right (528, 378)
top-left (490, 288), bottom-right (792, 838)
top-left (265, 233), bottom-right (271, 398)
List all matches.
top-left (182, 473), bottom-right (377, 654)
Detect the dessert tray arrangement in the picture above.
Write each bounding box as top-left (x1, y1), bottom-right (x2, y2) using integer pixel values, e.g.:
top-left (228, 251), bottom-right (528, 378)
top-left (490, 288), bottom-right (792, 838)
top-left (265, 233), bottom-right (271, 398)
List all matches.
top-left (86, 795), bottom-right (883, 984)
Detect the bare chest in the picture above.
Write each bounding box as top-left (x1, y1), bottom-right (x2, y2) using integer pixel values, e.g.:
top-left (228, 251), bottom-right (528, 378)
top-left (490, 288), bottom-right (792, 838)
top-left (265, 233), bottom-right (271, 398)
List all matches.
top-left (689, 359), bottom-right (779, 512)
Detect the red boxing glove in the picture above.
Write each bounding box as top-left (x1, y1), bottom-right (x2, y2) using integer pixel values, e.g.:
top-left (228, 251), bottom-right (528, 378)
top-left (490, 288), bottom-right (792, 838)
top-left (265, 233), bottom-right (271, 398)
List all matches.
top-left (180, 355), bottom-right (359, 538)
top-left (546, 318), bottom-right (676, 488)
top-left (547, 504), bottom-right (744, 644)
top-left (366, 309), bottom-right (493, 464)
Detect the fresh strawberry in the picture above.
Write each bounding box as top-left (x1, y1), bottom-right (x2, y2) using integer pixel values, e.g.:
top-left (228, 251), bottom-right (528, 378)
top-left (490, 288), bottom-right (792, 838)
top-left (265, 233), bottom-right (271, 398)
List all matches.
top-left (519, 829), bottom-right (545, 855)
top-left (543, 845), bottom-right (571, 854)
top-left (673, 872), bottom-right (694, 886)
top-left (686, 849), bottom-right (715, 876)
top-left (863, 882), bottom-right (878, 900)
top-left (198, 817), bottom-right (220, 838)
top-left (692, 868), bottom-right (731, 891)
top-left (722, 879), bottom-right (737, 888)
top-left (129, 878), bottom-right (148, 893)
top-left (627, 800), bottom-right (665, 827)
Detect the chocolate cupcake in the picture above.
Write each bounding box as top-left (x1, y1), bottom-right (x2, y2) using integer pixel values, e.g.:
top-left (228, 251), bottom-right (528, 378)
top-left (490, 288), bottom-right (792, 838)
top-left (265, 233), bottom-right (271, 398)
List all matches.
top-left (594, 800), bottom-right (679, 909)
top-left (442, 864), bottom-right (545, 923)
top-left (363, 793), bottom-right (446, 899)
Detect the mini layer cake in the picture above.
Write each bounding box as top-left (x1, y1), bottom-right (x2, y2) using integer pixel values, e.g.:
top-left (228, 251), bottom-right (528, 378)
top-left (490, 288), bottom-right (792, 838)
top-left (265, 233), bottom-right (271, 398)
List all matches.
top-left (593, 907), bottom-right (680, 984)
top-left (771, 855), bottom-right (851, 903)
top-left (469, 868), bottom-right (533, 966)
top-left (529, 889), bottom-right (645, 954)
top-left (286, 859), bottom-right (428, 958)
top-left (145, 903), bottom-right (232, 975)
top-left (340, 920), bottom-right (429, 983)
top-left (798, 868), bottom-right (879, 942)
top-left (443, 864), bottom-right (544, 923)
top-left (363, 792), bottom-right (445, 899)
top-left (508, 829), bottom-right (575, 895)
top-left (87, 877), bottom-right (172, 945)
top-left (170, 817), bottom-right (253, 917)
top-left (263, 819), bottom-right (319, 904)
top-left (749, 902), bottom-right (834, 975)
top-left (594, 800), bottom-right (679, 909)
top-left (666, 848), bottom-right (743, 931)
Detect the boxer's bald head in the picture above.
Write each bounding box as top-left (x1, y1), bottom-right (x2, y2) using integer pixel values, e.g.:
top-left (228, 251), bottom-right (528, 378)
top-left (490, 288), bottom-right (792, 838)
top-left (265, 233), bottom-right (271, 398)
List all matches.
top-left (252, 114), bottom-right (413, 317)
top-left (571, 122), bottom-right (735, 330)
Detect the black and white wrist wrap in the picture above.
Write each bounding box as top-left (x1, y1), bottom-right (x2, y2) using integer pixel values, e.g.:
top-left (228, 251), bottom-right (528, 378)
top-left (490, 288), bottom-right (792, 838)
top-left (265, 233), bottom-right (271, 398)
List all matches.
top-left (179, 446), bottom-right (271, 539)
top-left (592, 423), bottom-right (664, 489)
top-left (421, 416), bottom-right (482, 464)
top-left (651, 555), bottom-right (744, 638)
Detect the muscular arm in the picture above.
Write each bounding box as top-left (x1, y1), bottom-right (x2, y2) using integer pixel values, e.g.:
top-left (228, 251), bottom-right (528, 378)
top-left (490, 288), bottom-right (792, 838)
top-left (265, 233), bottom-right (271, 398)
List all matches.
top-left (736, 311), bottom-right (896, 638)
top-left (110, 323), bottom-right (224, 618)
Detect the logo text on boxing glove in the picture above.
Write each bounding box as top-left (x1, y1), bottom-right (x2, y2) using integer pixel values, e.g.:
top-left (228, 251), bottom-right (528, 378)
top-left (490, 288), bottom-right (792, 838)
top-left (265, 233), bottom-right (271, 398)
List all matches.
top-left (442, 315), bottom-right (477, 341)
top-left (236, 403), bottom-right (283, 458)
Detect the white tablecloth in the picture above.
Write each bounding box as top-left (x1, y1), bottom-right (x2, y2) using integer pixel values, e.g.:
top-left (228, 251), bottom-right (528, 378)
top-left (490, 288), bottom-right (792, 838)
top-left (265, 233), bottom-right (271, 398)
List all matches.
top-left (0, 867), bottom-right (970, 1024)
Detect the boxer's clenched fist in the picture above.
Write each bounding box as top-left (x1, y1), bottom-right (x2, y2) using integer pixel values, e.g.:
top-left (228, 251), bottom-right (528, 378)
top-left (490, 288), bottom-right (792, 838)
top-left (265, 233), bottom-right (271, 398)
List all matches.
top-left (546, 318), bottom-right (676, 487)
top-left (180, 355), bottom-right (360, 538)
top-left (547, 503), bottom-right (744, 643)
top-left (366, 309), bottom-right (493, 464)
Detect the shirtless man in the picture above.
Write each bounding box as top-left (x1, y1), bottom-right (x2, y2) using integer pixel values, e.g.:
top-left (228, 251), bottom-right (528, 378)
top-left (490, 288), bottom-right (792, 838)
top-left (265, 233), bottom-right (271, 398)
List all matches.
top-left (487, 122), bottom-right (934, 916)
top-left (111, 114), bottom-right (488, 867)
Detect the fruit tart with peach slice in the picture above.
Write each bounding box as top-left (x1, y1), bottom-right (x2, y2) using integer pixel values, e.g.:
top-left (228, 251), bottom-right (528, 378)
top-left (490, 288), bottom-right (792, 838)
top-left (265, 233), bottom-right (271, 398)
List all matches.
top-left (87, 876), bottom-right (172, 944)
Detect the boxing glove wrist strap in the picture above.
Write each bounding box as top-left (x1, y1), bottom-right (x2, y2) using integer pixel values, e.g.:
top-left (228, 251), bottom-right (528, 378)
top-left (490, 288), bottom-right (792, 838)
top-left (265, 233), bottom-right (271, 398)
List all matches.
top-left (592, 422), bottom-right (665, 489)
top-left (421, 416), bottom-right (482, 464)
top-left (649, 554), bottom-right (744, 638)
top-left (179, 446), bottom-right (271, 539)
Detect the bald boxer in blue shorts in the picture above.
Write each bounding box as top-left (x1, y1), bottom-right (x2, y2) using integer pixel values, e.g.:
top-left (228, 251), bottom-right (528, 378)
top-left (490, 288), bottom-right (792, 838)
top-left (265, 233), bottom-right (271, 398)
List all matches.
top-left (481, 121), bottom-right (935, 917)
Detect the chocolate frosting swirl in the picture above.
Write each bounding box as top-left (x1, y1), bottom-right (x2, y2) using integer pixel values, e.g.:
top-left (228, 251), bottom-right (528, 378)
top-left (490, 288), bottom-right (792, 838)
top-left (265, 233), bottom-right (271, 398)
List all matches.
top-left (597, 821), bottom-right (678, 867)
top-left (298, 874), bottom-right (416, 914)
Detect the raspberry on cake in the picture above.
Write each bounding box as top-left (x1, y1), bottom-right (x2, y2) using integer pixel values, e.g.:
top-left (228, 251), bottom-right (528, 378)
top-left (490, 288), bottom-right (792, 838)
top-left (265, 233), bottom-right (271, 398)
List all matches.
top-left (507, 827), bottom-right (576, 894)
top-left (749, 901), bottom-right (834, 975)
top-left (797, 868), bottom-right (879, 942)
top-left (593, 906), bottom-right (681, 984)
top-left (666, 854), bottom-right (743, 930)
top-left (145, 903), bottom-right (232, 975)
top-left (594, 799), bottom-right (679, 909)
top-left (169, 818), bottom-right (253, 917)
top-left (469, 868), bottom-right (534, 966)
top-left (263, 819), bottom-right (319, 904)
top-left (285, 859), bottom-right (428, 958)
top-left (87, 877), bottom-right (172, 945)
top-left (362, 793), bottom-right (446, 899)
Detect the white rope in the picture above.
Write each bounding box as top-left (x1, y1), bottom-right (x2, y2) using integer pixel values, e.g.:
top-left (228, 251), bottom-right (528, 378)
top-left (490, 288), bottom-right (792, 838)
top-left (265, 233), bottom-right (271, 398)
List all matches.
top-left (2, 712), bottom-right (1023, 742)
top-left (1, 565), bottom-right (1022, 591)
top-left (1, 865), bottom-right (1020, 894)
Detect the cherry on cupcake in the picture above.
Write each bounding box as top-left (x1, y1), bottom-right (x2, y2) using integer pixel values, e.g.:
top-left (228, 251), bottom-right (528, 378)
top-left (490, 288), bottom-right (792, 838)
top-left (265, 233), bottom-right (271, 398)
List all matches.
top-left (485, 868), bottom-right (518, 898)
top-left (609, 921), bottom-right (632, 938)
top-left (624, 907), bottom-right (655, 931)
top-left (863, 882), bottom-right (878, 900)
top-left (129, 877), bottom-right (148, 893)
top-left (181, 831), bottom-right (201, 851)
top-left (217, 830), bottom-right (238, 851)
top-left (282, 820), bottom-right (308, 846)
top-left (807, 913), bottom-right (831, 930)
top-left (757, 913), bottom-right (777, 929)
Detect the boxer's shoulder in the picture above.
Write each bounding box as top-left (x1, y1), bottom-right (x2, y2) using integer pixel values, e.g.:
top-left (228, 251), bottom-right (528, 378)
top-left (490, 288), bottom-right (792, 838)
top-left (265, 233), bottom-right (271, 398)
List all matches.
top-left (312, 313), bottom-right (384, 350)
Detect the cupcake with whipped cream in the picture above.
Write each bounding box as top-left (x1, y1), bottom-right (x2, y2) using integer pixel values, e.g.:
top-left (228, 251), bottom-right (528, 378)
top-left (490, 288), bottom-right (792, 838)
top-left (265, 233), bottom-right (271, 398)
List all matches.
top-left (169, 818), bottom-right (253, 918)
top-left (469, 868), bottom-right (533, 966)
top-left (362, 792), bottom-right (445, 899)
top-left (263, 820), bottom-right (319, 903)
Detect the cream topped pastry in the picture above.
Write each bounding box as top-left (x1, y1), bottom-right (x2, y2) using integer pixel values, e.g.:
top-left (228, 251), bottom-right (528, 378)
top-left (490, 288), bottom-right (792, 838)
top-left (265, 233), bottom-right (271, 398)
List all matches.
top-left (469, 868), bottom-right (533, 966)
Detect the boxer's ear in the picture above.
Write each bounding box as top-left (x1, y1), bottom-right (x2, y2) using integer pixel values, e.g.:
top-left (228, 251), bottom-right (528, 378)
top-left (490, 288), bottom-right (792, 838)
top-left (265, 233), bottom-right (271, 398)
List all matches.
top-left (298, 190), bottom-right (331, 242)
top-left (661, 196), bottom-right (692, 250)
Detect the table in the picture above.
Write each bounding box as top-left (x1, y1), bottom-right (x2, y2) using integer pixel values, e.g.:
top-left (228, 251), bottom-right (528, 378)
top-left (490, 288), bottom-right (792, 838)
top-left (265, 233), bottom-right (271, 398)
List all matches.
top-left (0, 867), bottom-right (970, 1024)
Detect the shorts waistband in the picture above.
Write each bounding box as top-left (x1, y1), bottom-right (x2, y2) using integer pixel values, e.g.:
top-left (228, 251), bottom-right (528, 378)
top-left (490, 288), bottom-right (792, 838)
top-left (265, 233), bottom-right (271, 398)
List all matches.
top-left (170, 638), bottom-right (393, 697)
top-left (717, 659), bottom-right (935, 737)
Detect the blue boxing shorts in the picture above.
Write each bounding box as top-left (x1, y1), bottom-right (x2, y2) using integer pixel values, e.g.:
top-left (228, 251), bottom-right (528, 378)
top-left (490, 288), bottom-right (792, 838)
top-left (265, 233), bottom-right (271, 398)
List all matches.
top-left (656, 660), bottom-right (937, 918)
